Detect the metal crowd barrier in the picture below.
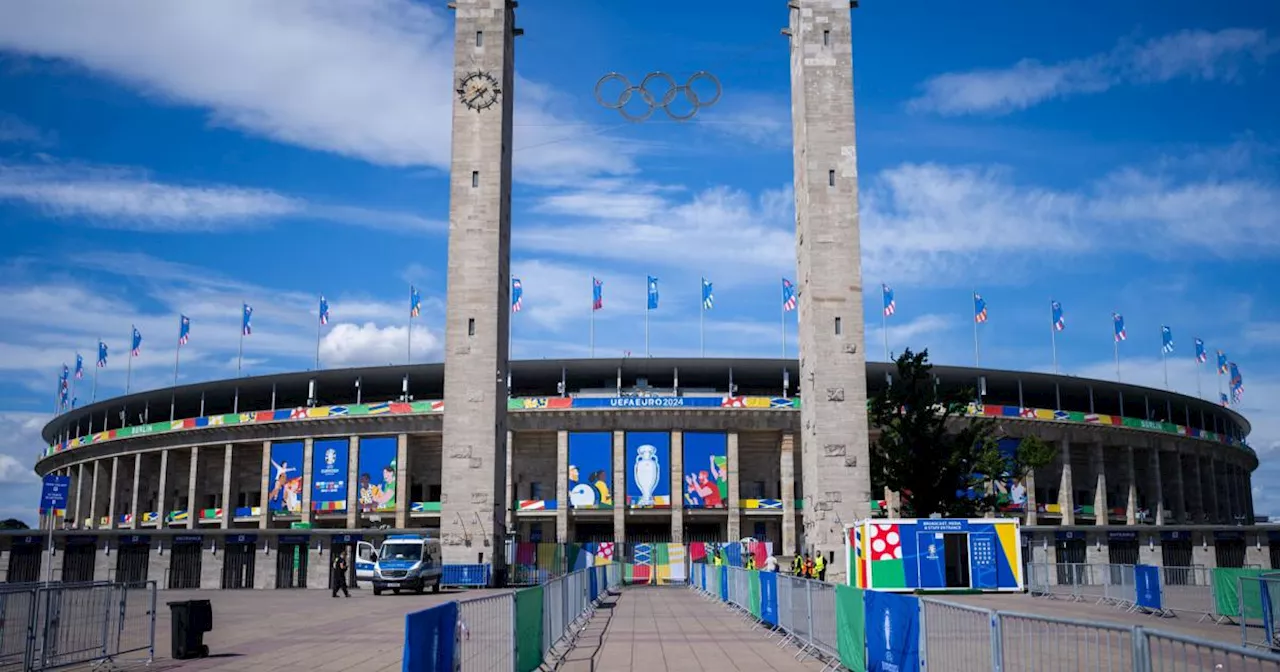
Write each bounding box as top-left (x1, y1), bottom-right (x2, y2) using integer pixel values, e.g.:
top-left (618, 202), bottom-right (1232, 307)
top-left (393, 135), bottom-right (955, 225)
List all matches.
top-left (453, 563), bottom-right (620, 672)
top-left (687, 562), bottom-right (1280, 671)
top-left (1028, 562), bottom-right (1217, 620)
top-left (441, 564), bottom-right (492, 588)
top-left (0, 581), bottom-right (156, 672)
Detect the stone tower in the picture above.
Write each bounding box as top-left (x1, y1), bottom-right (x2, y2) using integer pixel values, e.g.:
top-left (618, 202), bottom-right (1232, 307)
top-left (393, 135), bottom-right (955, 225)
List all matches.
top-left (787, 0), bottom-right (871, 584)
top-left (440, 0), bottom-right (518, 566)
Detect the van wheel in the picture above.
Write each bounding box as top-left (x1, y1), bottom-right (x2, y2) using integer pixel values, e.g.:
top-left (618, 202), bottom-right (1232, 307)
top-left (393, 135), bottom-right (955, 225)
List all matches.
top-left (393, 588), bottom-right (401, 595)
top-left (432, 581), bottom-right (440, 594)
top-left (373, 587), bottom-right (382, 596)
top-left (415, 584), bottom-right (425, 594)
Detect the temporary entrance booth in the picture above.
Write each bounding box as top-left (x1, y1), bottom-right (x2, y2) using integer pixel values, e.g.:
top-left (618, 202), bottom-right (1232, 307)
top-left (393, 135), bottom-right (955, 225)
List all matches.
top-left (847, 518), bottom-right (1023, 592)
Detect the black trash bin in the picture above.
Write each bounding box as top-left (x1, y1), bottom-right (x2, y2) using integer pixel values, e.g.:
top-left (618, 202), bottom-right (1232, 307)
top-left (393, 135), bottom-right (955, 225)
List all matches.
top-left (167, 600), bottom-right (213, 659)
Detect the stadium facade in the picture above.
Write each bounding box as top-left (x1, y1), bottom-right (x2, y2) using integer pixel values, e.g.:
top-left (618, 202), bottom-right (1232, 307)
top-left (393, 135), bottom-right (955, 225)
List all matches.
top-left (3, 357), bottom-right (1272, 590)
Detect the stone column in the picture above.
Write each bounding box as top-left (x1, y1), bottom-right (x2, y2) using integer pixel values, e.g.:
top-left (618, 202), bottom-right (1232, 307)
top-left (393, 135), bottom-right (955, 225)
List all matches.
top-left (301, 439), bottom-right (313, 526)
top-left (129, 454), bottom-right (141, 530)
top-left (1090, 442), bottom-right (1106, 525)
top-left (1190, 449), bottom-right (1205, 523)
top-left (346, 436), bottom-right (360, 528)
top-left (220, 444), bottom-right (233, 529)
top-left (74, 462), bottom-right (85, 527)
top-left (89, 461), bottom-right (100, 528)
top-left (1057, 438), bottom-right (1074, 525)
top-left (1125, 446), bottom-right (1138, 525)
top-left (258, 442), bottom-right (270, 530)
top-left (727, 431), bottom-right (741, 542)
top-left (1247, 469), bottom-right (1256, 524)
top-left (186, 447), bottom-right (199, 528)
top-left (780, 432), bottom-right (797, 555)
top-left (612, 431), bottom-right (625, 543)
top-left (156, 450), bottom-right (168, 528)
top-left (1148, 448), bottom-right (1164, 526)
top-left (555, 430), bottom-right (568, 543)
top-left (107, 456), bottom-right (119, 530)
top-left (670, 430), bottom-right (684, 544)
top-left (1170, 446), bottom-right (1186, 524)
top-left (395, 433), bottom-right (409, 529)
top-left (1207, 458), bottom-right (1221, 523)
top-left (1024, 469), bottom-right (1038, 526)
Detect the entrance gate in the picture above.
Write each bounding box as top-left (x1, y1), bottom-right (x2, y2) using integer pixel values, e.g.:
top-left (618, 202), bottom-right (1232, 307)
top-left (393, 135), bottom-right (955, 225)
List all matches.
top-left (221, 534), bottom-right (257, 590)
top-left (115, 535), bottom-right (150, 585)
top-left (328, 537), bottom-right (360, 591)
top-left (275, 535), bottom-right (309, 589)
top-left (62, 536), bottom-right (97, 583)
top-left (168, 536), bottom-right (203, 589)
top-left (6, 536), bottom-right (42, 583)
top-left (1161, 532), bottom-right (1195, 585)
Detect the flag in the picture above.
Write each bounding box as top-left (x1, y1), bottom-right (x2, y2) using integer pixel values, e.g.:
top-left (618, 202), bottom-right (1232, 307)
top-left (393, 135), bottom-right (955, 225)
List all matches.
top-left (882, 284), bottom-right (895, 317)
top-left (97, 341), bottom-right (108, 368)
top-left (178, 315), bottom-right (190, 345)
top-left (74, 354), bottom-right (83, 380)
top-left (1229, 363), bottom-right (1243, 402)
top-left (592, 277), bottom-right (603, 311)
top-left (131, 327), bottom-right (142, 356)
top-left (319, 296), bottom-right (330, 325)
top-left (242, 304), bottom-right (253, 336)
top-left (1112, 313), bottom-right (1126, 342)
top-left (647, 276), bottom-right (659, 310)
top-left (511, 278), bottom-right (523, 313)
top-left (1161, 326), bottom-right (1173, 354)
top-left (1216, 350), bottom-right (1227, 374)
top-left (410, 286), bottom-right (422, 318)
top-left (1220, 392), bottom-right (1230, 407)
top-left (782, 278), bottom-right (797, 312)
top-left (1194, 338), bottom-right (1206, 363)
top-left (702, 278), bottom-right (714, 310)
top-left (1051, 301), bottom-right (1064, 331)
top-left (973, 293), bottom-right (988, 323)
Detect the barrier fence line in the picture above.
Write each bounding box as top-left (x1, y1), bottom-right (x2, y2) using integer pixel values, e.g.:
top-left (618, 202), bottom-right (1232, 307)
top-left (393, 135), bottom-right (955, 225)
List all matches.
top-left (687, 562), bottom-right (1280, 672)
top-left (403, 563), bottom-right (622, 672)
top-left (0, 581), bottom-right (155, 672)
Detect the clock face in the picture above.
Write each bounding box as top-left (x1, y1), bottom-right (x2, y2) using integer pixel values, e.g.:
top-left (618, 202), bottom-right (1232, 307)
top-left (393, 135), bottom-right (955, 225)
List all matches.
top-left (457, 71), bottom-right (501, 111)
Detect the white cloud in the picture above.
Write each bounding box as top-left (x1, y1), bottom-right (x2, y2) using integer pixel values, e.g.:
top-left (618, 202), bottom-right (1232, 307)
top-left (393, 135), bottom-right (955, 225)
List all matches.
top-left (319, 322), bottom-right (440, 368)
top-left (0, 113), bottom-right (53, 145)
top-left (866, 314), bottom-right (955, 361)
top-left (909, 28), bottom-right (1278, 116)
top-left (0, 413), bottom-right (47, 526)
top-left (0, 0), bottom-right (636, 182)
top-left (0, 160), bottom-right (443, 233)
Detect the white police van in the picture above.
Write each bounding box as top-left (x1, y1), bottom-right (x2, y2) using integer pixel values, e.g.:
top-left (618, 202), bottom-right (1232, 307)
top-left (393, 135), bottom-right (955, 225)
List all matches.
top-left (371, 534), bottom-right (443, 595)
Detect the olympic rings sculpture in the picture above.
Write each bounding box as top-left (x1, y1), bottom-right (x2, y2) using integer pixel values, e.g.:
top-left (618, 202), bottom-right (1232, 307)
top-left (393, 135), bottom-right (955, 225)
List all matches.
top-left (594, 71), bottom-right (722, 122)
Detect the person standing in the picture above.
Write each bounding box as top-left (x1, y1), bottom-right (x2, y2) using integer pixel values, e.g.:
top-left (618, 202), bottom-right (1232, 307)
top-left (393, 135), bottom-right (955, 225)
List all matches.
top-left (803, 553), bottom-right (814, 579)
top-left (332, 550), bottom-right (351, 598)
top-left (764, 555), bottom-right (779, 572)
top-left (792, 553), bottom-right (804, 576)
top-left (814, 552), bottom-right (827, 582)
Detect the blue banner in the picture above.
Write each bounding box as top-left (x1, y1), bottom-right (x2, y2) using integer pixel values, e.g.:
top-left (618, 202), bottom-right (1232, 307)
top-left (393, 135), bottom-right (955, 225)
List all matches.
top-left (625, 432), bottom-right (670, 508)
top-left (719, 566), bottom-right (729, 602)
top-left (759, 571), bottom-right (779, 625)
top-left (589, 565), bottom-right (599, 602)
top-left (402, 601), bottom-right (458, 672)
top-left (574, 397), bottom-right (724, 409)
top-left (682, 432), bottom-right (728, 508)
top-left (1135, 564), bottom-right (1163, 611)
top-left (568, 432), bottom-right (613, 509)
top-left (357, 436), bottom-right (398, 513)
top-left (970, 530), bottom-right (998, 590)
top-left (312, 438), bottom-right (349, 511)
top-left (864, 590), bottom-right (921, 672)
top-left (268, 441), bottom-right (304, 514)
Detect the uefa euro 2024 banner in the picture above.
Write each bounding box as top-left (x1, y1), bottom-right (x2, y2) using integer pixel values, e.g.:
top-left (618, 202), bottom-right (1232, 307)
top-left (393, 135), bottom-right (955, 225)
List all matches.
top-left (311, 438), bottom-right (349, 512)
top-left (358, 436), bottom-right (398, 513)
top-left (268, 441), bottom-right (303, 514)
top-left (682, 432), bottom-right (728, 508)
top-left (567, 432), bottom-right (612, 509)
top-left (626, 431), bottom-right (670, 508)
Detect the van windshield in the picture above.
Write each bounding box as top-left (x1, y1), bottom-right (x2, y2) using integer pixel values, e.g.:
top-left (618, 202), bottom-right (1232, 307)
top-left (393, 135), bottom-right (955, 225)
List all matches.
top-left (378, 543), bottom-right (422, 562)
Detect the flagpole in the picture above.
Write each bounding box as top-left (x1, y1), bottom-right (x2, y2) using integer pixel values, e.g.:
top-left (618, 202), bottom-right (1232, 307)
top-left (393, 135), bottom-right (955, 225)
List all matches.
top-left (92, 339), bottom-right (99, 402)
top-left (589, 298), bottom-right (595, 358)
top-left (1161, 347), bottom-right (1168, 390)
top-left (699, 278), bottom-right (705, 358)
top-left (173, 336), bottom-right (181, 388)
top-left (645, 300), bottom-right (650, 358)
top-left (407, 287), bottom-right (413, 367)
top-left (237, 321), bottom-right (245, 379)
top-left (126, 326), bottom-right (134, 395)
top-left (1050, 304), bottom-right (1058, 375)
top-left (781, 298), bottom-right (787, 362)
top-left (315, 310), bottom-right (321, 372)
top-left (1195, 357), bottom-right (1202, 398)
top-left (1114, 337), bottom-right (1120, 382)
top-left (972, 290), bottom-right (980, 368)
top-left (69, 364), bottom-right (77, 410)
top-left (882, 306), bottom-right (889, 363)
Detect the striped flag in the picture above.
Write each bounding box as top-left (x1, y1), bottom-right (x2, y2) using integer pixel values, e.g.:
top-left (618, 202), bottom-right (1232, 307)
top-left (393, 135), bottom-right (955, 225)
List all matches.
top-left (1051, 301), bottom-right (1065, 331)
top-left (178, 315), bottom-right (191, 345)
top-left (973, 293), bottom-right (988, 323)
top-left (782, 278), bottom-right (797, 312)
top-left (1112, 313), bottom-right (1126, 342)
top-left (882, 284), bottom-right (895, 317)
top-left (511, 277), bottom-right (523, 313)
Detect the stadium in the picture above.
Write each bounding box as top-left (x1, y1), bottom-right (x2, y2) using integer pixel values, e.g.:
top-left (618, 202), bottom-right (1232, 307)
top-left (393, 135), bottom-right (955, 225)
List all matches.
top-left (3, 356), bottom-right (1269, 591)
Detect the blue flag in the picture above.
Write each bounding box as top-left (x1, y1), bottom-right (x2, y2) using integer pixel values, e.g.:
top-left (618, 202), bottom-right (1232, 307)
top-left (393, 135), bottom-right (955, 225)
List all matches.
top-left (178, 315), bottom-right (191, 345)
top-left (647, 276), bottom-right (659, 310)
top-left (319, 295), bottom-right (330, 325)
top-left (97, 341), bottom-right (108, 368)
top-left (1194, 338), bottom-right (1206, 363)
top-left (242, 304), bottom-right (253, 336)
top-left (410, 286), bottom-right (421, 318)
top-left (131, 326), bottom-right (142, 356)
top-left (1161, 326), bottom-right (1173, 353)
top-left (74, 354), bottom-right (83, 380)
top-left (701, 278), bottom-right (713, 310)
top-left (1051, 300), bottom-right (1064, 331)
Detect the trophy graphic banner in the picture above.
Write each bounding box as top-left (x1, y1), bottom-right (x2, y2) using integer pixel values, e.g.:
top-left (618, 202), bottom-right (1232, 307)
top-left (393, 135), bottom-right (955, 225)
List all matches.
top-left (625, 431), bottom-right (670, 508)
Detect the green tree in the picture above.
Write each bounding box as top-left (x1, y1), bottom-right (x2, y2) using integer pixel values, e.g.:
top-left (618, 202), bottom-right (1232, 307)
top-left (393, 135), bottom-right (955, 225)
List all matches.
top-left (869, 348), bottom-right (1056, 518)
top-left (0, 518), bottom-right (30, 530)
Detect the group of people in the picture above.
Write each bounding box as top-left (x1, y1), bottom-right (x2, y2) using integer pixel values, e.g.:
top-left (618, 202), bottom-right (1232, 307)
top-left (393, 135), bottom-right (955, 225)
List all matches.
top-left (704, 546), bottom-right (826, 581)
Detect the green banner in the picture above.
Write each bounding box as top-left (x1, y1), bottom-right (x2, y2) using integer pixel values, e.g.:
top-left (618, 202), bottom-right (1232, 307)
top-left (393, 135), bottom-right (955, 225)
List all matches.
top-left (515, 586), bottom-right (544, 672)
top-left (1213, 568), bottom-right (1266, 619)
top-left (749, 570), bottom-right (762, 619)
top-left (835, 584), bottom-right (867, 672)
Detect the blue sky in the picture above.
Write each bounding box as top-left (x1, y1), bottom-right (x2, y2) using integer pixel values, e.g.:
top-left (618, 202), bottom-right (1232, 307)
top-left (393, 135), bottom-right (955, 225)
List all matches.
top-left (0, 1), bottom-right (1276, 525)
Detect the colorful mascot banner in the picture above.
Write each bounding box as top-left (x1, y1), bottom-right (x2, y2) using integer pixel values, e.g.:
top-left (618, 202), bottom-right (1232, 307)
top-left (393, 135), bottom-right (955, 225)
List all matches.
top-left (682, 432), bottom-right (728, 508)
top-left (850, 518), bottom-right (1023, 593)
top-left (567, 432), bottom-right (613, 509)
top-left (311, 438), bottom-right (348, 512)
top-left (625, 431), bottom-right (670, 508)
top-left (357, 436), bottom-right (397, 513)
top-left (268, 441), bottom-right (303, 514)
